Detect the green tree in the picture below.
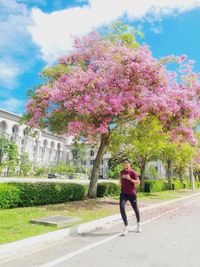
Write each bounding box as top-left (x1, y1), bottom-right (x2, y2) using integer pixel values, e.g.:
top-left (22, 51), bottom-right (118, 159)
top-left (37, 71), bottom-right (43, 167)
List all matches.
top-left (110, 116), bottom-right (165, 191)
top-left (106, 21), bottom-right (143, 48)
top-left (20, 152), bottom-right (32, 176)
top-left (0, 136), bottom-right (18, 175)
top-left (159, 141), bottom-right (178, 190)
top-left (173, 143), bottom-right (194, 182)
top-left (71, 141), bottom-right (86, 165)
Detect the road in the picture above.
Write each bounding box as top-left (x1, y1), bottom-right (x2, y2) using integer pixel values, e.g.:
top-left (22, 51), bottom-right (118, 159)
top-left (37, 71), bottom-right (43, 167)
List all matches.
top-left (0, 178), bottom-right (115, 184)
top-left (1, 194), bottom-right (200, 267)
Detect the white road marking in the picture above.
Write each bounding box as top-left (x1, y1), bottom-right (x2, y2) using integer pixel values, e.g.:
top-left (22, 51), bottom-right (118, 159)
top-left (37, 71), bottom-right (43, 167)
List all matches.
top-left (39, 197), bottom-right (200, 267)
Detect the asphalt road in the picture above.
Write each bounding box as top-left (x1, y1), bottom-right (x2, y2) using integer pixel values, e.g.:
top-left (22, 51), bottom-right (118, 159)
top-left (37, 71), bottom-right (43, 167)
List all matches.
top-left (0, 178), bottom-right (114, 184)
top-left (1, 194), bottom-right (200, 267)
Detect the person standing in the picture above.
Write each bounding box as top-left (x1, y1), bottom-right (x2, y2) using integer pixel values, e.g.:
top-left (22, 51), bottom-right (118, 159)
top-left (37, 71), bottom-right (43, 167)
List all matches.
top-left (120, 158), bottom-right (141, 236)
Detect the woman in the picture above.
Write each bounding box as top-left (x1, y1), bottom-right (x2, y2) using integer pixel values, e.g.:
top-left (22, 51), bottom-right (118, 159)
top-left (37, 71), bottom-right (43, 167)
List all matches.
top-left (120, 158), bottom-right (141, 236)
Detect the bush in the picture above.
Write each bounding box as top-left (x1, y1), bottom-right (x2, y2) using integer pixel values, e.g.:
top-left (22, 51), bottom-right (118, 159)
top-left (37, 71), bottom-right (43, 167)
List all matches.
top-left (182, 180), bottom-right (192, 189)
top-left (183, 181), bottom-right (200, 188)
top-left (144, 180), bottom-right (169, 193)
top-left (0, 182), bottom-right (87, 209)
top-left (34, 167), bottom-right (47, 176)
top-left (97, 182), bottom-right (120, 197)
top-left (70, 183), bottom-right (87, 201)
top-left (172, 180), bottom-right (184, 190)
top-left (0, 184), bottom-right (21, 209)
top-left (196, 182), bottom-right (200, 188)
top-left (53, 163), bottom-right (75, 174)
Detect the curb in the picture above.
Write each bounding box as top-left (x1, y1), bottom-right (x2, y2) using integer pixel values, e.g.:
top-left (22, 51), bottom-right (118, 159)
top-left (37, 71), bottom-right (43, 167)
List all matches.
top-left (1, 191), bottom-right (200, 255)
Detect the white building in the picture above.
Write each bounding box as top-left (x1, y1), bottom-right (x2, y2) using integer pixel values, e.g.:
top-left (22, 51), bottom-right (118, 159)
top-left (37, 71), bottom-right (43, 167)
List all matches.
top-left (0, 109), bottom-right (110, 178)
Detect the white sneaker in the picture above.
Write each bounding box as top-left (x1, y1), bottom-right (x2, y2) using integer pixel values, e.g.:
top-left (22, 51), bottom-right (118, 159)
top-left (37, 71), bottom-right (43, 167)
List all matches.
top-left (121, 226), bottom-right (129, 236)
top-left (137, 223), bottom-right (141, 233)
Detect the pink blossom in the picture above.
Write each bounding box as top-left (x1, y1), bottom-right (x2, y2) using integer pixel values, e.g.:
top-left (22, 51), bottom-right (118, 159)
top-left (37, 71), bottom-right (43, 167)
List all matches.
top-left (25, 31), bottom-right (200, 141)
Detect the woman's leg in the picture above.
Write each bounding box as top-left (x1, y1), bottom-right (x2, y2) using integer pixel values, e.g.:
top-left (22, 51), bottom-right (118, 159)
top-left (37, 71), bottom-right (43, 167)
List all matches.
top-left (119, 193), bottom-right (128, 226)
top-left (128, 194), bottom-right (140, 223)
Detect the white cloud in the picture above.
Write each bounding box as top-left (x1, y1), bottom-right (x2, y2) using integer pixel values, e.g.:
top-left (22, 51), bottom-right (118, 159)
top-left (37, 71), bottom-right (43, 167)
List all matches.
top-left (28, 0), bottom-right (200, 63)
top-left (0, 98), bottom-right (24, 114)
top-left (0, 0), bottom-right (30, 54)
top-left (0, 61), bottom-right (21, 89)
top-left (0, 0), bottom-right (38, 90)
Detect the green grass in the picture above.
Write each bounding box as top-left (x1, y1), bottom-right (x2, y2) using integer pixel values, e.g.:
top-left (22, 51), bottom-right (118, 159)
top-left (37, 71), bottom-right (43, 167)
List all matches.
top-left (0, 199), bottom-right (120, 244)
top-left (111, 189), bottom-right (195, 201)
top-left (138, 189), bottom-right (193, 200)
top-left (0, 188), bottom-right (198, 244)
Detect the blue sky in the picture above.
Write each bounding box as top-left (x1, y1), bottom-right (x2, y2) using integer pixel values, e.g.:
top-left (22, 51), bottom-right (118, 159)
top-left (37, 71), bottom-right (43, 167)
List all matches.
top-left (1, 0), bottom-right (200, 115)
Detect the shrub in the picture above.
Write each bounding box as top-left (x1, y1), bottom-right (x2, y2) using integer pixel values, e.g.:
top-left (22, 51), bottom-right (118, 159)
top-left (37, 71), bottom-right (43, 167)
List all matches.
top-left (34, 167), bottom-right (47, 176)
top-left (97, 182), bottom-right (120, 197)
top-left (172, 180), bottom-right (184, 190)
top-left (70, 183), bottom-right (87, 201)
top-left (0, 182), bottom-right (87, 209)
top-left (182, 180), bottom-right (192, 189)
top-left (0, 184), bottom-right (21, 209)
top-left (53, 163), bottom-right (75, 174)
top-left (144, 180), bottom-right (169, 193)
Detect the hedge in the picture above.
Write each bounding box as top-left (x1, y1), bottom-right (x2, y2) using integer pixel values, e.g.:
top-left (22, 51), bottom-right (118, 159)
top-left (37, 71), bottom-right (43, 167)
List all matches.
top-left (183, 180), bottom-right (200, 189)
top-left (182, 180), bottom-right (192, 189)
top-left (171, 180), bottom-right (184, 190)
top-left (97, 182), bottom-right (121, 197)
top-left (144, 180), bottom-right (169, 193)
top-left (1, 179), bottom-right (199, 209)
top-left (0, 182), bottom-right (87, 209)
top-left (96, 180), bottom-right (200, 196)
top-left (97, 181), bottom-right (169, 196)
top-left (0, 184), bottom-right (21, 209)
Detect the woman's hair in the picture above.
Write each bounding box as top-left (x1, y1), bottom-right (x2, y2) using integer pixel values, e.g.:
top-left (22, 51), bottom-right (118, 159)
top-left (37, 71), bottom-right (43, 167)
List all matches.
top-left (123, 158), bottom-right (131, 164)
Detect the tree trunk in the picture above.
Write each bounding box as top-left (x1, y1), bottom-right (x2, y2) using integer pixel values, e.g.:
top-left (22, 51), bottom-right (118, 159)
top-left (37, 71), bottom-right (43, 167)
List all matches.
top-left (87, 133), bottom-right (110, 198)
top-left (179, 168), bottom-right (183, 183)
top-left (166, 159), bottom-right (172, 190)
top-left (140, 163), bottom-right (146, 192)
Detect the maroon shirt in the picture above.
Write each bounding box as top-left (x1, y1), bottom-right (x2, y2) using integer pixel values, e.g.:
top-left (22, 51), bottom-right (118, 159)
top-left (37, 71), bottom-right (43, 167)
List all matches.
top-left (120, 168), bottom-right (139, 195)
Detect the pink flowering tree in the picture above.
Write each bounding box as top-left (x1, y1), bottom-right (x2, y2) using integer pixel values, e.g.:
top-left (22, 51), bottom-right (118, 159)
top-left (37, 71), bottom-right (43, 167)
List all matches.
top-left (25, 31), bottom-right (200, 198)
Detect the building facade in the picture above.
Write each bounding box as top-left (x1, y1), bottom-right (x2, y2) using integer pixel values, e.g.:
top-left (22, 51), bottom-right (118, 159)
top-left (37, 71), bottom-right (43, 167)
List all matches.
top-left (0, 109), bottom-right (110, 178)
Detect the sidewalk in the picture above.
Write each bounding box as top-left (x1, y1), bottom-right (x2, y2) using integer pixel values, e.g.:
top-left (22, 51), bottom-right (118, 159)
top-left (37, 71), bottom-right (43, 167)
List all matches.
top-left (1, 189), bottom-right (200, 256)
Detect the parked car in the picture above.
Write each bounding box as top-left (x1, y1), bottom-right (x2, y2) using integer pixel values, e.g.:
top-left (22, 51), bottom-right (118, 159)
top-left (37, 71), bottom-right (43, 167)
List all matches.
top-left (48, 173), bottom-right (56, 179)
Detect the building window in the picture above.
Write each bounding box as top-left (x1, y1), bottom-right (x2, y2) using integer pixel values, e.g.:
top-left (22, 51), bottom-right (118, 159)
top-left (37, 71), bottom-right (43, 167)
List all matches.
top-left (90, 150), bottom-right (94, 157)
top-left (90, 160), bottom-right (95, 166)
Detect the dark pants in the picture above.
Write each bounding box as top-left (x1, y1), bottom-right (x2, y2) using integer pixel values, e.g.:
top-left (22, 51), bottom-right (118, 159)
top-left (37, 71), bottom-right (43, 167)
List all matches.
top-left (120, 193), bottom-right (140, 226)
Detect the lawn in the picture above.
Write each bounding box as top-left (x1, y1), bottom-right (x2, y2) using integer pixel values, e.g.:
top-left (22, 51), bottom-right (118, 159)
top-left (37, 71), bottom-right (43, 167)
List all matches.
top-left (0, 198), bottom-right (120, 244)
top-left (0, 188), bottom-right (198, 244)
